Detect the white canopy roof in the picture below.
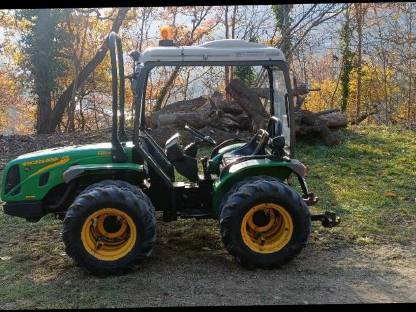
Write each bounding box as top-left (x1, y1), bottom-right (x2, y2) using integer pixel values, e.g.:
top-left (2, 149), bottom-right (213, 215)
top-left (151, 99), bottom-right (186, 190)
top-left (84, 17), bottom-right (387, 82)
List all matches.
top-left (138, 39), bottom-right (286, 64)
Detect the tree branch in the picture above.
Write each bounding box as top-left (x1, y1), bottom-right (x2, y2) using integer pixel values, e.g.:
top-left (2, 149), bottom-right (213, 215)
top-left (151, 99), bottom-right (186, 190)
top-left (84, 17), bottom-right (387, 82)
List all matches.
top-left (48, 7), bottom-right (130, 132)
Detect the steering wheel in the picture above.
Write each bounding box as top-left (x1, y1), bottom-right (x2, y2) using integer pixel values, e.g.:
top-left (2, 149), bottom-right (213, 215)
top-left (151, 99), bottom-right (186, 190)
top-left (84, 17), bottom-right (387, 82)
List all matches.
top-left (184, 124), bottom-right (217, 146)
top-left (252, 129), bottom-right (270, 155)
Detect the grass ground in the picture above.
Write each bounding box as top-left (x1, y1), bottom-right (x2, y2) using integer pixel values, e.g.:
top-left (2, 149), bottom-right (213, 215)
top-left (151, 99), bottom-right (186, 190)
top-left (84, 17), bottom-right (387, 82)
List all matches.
top-left (295, 125), bottom-right (416, 244)
top-left (0, 125), bottom-right (415, 308)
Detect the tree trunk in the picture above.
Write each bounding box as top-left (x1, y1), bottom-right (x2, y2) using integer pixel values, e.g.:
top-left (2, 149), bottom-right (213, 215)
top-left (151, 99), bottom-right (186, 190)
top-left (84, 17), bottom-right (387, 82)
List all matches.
top-left (340, 7), bottom-right (352, 113)
top-left (154, 66), bottom-right (180, 112)
top-left (224, 6), bottom-right (230, 101)
top-left (47, 7), bottom-right (130, 133)
top-left (280, 4), bottom-right (293, 65)
top-left (230, 6), bottom-right (237, 81)
top-left (149, 96), bottom-right (209, 128)
top-left (407, 3), bottom-right (413, 127)
top-left (318, 111), bottom-right (348, 128)
top-left (67, 13), bottom-right (89, 133)
top-left (354, 3), bottom-right (364, 124)
top-left (226, 79), bottom-right (269, 131)
top-left (34, 9), bottom-right (54, 134)
top-left (211, 92), bottom-right (244, 115)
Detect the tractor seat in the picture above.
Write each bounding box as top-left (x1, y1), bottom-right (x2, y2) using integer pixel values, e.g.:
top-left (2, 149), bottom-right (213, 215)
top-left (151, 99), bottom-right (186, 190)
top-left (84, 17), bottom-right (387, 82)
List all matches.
top-left (165, 133), bottom-right (199, 182)
top-left (221, 129), bottom-right (269, 167)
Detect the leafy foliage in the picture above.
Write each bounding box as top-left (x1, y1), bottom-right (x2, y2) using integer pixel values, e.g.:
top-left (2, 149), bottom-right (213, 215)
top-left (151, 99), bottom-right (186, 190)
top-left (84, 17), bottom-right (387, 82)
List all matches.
top-left (233, 65), bottom-right (256, 87)
top-left (16, 9), bottom-right (73, 97)
top-left (0, 5), bottom-right (415, 133)
top-left (272, 5), bottom-right (293, 63)
top-left (233, 37), bottom-right (258, 87)
top-left (0, 69), bottom-right (34, 134)
top-left (340, 11), bottom-right (354, 113)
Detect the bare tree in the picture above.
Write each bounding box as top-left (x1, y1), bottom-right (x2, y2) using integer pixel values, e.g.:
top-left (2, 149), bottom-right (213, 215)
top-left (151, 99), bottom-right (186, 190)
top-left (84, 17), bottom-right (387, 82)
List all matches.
top-left (256, 4), bottom-right (348, 87)
top-left (47, 7), bottom-right (130, 133)
top-left (353, 3), bottom-right (368, 124)
top-left (154, 6), bottom-right (219, 112)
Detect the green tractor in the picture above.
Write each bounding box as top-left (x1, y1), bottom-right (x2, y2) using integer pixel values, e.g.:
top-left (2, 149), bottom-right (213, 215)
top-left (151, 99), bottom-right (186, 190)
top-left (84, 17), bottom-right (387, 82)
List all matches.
top-left (0, 31), bottom-right (339, 275)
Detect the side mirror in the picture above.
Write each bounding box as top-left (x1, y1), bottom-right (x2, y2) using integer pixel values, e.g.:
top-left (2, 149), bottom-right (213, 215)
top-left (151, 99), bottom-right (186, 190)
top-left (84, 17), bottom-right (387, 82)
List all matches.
top-left (267, 116), bottom-right (283, 137)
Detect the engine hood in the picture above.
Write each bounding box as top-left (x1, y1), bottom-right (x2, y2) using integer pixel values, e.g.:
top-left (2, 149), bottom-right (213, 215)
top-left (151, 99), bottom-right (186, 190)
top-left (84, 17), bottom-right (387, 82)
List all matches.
top-left (14, 142), bottom-right (133, 162)
top-left (1, 141), bottom-right (134, 203)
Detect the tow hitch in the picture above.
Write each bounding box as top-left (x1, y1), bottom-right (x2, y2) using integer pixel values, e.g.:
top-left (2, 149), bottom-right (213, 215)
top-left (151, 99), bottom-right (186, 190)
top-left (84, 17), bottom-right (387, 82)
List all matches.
top-left (303, 192), bottom-right (319, 206)
top-left (311, 211), bottom-right (341, 228)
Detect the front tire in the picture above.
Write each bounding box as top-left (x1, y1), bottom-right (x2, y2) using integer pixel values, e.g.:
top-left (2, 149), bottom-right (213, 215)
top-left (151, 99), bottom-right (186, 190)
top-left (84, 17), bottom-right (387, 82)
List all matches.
top-left (219, 176), bottom-right (311, 268)
top-left (62, 183), bottom-right (156, 275)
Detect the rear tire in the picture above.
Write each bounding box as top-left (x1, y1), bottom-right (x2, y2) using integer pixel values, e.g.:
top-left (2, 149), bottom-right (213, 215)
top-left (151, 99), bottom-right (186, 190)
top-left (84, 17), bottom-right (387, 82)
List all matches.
top-left (62, 182), bottom-right (156, 275)
top-left (219, 176), bottom-right (310, 268)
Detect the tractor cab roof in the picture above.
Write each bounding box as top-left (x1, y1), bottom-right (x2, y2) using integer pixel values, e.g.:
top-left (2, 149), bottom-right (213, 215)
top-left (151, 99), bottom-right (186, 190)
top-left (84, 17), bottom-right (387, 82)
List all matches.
top-left (138, 39), bottom-right (286, 64)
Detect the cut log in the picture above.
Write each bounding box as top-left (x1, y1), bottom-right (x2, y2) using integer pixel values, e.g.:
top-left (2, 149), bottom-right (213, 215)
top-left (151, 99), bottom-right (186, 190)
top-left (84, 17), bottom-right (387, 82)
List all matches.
top-left (148, 78), bottom-right (347, 147)
top-left (210, 91), bottom-right (244, 115)
top-left (315, 108), bottom-right (340, 116)
top-left (319, 111), bottom-right (348, 129)
top-left (226, 113), bottom-right (250, 129)
top-left (210, 116), bottom-right (241, 130)
top-left (157, 112), bottom-right (207, 128)
top-left (250, 88), bottom-right (270, 99)
top-left (156, 98), bottom-right (214, 129)
top-left (156, 96), bottom-right (208, 114)
top-left (150, 96), bottom-right (213, 129)
top-left (226, 79), bottom-right (269, 131)
top-left (294, 110), bottom-right (340, 146)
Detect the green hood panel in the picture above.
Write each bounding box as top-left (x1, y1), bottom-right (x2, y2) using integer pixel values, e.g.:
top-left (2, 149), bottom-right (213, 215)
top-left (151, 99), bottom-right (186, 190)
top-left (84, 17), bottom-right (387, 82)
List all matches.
top-left (1, 141), bottom-right (135, 202)
top-left (63, 163), bottom-right (143, 183)
top-left (13, 142), bottom-right (129, 161)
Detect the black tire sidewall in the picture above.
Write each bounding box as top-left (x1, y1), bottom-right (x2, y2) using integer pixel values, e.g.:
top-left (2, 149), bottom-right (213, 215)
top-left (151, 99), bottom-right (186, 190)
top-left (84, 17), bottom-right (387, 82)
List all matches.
top-left (220, 177), bottom-right (310, 267)
top-left (63, 186), bottom-right (155, 274)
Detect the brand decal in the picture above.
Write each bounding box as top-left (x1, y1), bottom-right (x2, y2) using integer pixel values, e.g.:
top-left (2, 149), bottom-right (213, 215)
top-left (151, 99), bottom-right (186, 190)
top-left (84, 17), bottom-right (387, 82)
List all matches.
top-left (97, 151), bottom-right (111, 156)
top-left (23, 157), bottom-right (64, 167)
top-left (26, 156), bottom-right (71, 178)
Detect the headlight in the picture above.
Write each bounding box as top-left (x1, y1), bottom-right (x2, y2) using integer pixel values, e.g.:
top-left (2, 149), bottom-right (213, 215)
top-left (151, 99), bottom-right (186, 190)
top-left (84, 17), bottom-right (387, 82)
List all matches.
top-left (5, 164), bottom-right (21, 195)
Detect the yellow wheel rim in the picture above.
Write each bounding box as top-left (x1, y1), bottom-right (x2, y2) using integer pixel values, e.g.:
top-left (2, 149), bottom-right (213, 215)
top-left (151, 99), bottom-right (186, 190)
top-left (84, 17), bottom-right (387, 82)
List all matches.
top-left (241, 203), bottom-right (293, 254)
top-left (81, 208), bottom-right (137, 261)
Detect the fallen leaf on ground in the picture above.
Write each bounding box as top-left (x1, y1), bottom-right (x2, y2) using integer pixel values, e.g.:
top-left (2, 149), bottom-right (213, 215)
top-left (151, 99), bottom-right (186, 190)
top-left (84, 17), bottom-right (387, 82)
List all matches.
top-left (384, 191), bottom-right (397, 197)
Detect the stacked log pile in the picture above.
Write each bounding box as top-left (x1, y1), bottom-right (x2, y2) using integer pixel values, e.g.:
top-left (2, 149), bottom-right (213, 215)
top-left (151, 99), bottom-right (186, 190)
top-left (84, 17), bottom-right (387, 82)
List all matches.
top-left (148, 78), bottom-right (347, 146)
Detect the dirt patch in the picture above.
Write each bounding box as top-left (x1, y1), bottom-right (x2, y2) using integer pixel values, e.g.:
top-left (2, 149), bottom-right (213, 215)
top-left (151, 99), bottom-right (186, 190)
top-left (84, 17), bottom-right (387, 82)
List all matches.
top-left (0, 211), bottom-right (414, 308)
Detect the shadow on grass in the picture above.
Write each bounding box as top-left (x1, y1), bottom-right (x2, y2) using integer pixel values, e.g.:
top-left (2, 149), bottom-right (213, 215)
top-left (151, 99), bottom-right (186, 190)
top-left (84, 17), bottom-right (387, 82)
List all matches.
top-left (294, 134), bottom-right (348, 217)
top-left (295, 126), bottom-right (416, 244)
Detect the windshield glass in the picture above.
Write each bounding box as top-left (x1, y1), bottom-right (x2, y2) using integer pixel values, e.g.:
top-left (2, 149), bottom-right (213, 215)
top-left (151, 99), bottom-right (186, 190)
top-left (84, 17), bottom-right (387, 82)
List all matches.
top-left (272, 68), bottom-right (291, 153)
top-left (139, 64), bottom-right (291, 155)
top-left (143, 65), bottom-right (270, 128)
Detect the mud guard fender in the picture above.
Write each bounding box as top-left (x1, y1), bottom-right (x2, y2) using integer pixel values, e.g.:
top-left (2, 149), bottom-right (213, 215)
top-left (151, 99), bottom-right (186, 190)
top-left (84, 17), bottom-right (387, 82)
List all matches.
top-left (212, 158), bottom-right (308, 216)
